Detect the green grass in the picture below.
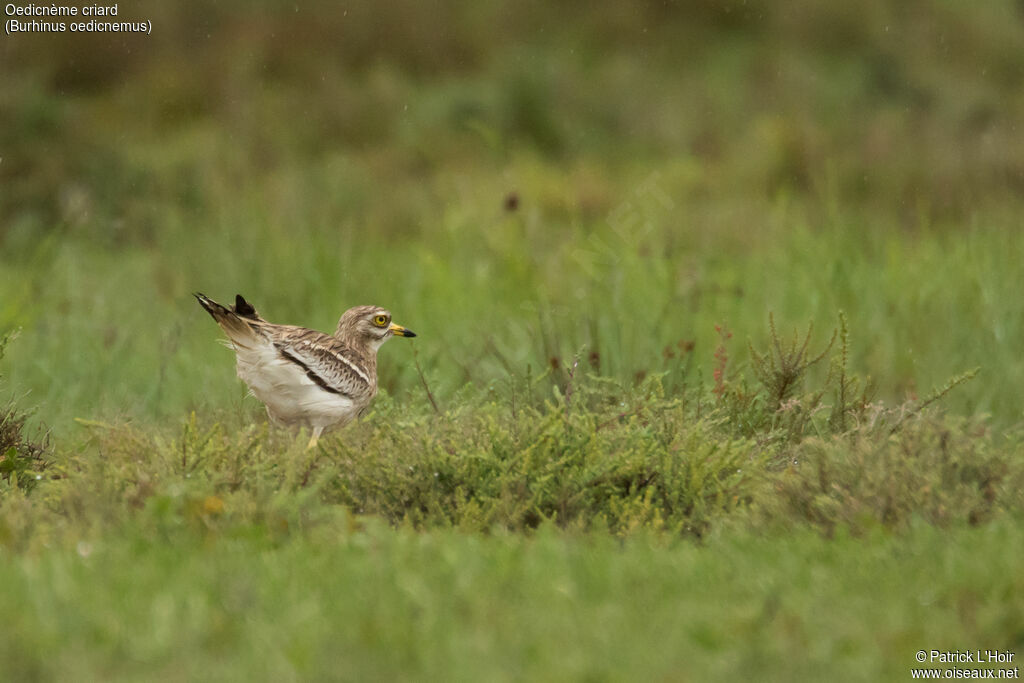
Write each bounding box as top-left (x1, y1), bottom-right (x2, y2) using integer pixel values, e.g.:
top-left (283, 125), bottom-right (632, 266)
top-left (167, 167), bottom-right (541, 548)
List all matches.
top-left (2, 520), bottom-right (1023, 682)
top-left (3, 1), bottom-right (1024, 679)
top-left (4, 166), bottom-right (1022, 433)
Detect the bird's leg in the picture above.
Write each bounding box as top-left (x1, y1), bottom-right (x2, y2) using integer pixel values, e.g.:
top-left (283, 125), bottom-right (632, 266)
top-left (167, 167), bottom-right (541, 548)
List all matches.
top-left (306, 426), bottom-right (323, 450)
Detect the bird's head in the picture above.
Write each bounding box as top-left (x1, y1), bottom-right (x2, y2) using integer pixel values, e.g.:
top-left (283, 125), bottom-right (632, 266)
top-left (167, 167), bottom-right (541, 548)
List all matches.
top-left (336, 305), bottom-right (416, 350)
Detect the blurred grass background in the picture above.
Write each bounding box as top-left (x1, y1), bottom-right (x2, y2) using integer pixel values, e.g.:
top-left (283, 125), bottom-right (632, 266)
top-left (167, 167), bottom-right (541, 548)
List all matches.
top-left (2, 0), bottom-right (1023, 431)
top-left (3, 519), bottom-right (1022, 681)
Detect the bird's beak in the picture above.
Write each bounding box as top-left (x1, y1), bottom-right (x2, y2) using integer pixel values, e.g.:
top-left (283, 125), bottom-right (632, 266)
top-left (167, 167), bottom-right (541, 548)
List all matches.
top-left (389, 323), bottom-right (416, 338)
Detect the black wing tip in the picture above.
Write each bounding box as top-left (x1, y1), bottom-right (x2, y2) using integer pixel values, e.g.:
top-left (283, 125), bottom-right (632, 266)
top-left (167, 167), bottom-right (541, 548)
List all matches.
top-left (234, 294), bottom-right (259, 319)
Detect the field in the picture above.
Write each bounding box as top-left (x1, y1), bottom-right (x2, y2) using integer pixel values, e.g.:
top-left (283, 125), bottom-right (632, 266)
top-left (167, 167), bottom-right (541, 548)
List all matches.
top-left (2, 1), bottom-right (1024, 680)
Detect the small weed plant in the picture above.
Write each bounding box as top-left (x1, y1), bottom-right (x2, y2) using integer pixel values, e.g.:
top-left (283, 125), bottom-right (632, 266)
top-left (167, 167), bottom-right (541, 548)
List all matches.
top-left (0, 330), bottom-right (48, 494)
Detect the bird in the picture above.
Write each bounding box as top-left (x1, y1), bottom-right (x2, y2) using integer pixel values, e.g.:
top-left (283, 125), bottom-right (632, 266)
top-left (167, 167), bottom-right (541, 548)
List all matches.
top-left (194, 292), bottom-right (416, 449)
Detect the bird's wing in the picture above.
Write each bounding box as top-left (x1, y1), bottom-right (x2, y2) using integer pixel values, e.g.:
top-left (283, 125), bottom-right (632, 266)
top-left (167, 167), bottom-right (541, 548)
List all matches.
top-left (232, 294), bottom-right (266, 322)
top-left (271, 328), bottom-right (374, 401)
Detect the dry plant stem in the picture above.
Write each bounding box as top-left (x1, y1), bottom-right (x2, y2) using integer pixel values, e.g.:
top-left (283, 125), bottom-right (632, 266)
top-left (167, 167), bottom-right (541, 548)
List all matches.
top-left (414, 345), bottom-right (441, 415)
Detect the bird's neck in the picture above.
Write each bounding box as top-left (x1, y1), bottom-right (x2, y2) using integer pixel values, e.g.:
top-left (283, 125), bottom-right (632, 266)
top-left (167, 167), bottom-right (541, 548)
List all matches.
top-left (361, 349), bottom-right (378, 379)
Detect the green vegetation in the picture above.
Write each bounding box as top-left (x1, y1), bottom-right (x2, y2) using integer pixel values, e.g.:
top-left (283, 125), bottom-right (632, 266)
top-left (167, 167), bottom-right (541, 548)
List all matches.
top-left (2, 1), bottom-right (1023, 680)
top-left (3, 520), bottom-right (1023, 682)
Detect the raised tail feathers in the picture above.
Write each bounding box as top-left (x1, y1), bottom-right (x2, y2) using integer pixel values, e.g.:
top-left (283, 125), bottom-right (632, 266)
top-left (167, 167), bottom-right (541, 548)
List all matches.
top-left (194, 292), bottom-right (261, 345)
top-left (194, 292), bottom-right (230, 319)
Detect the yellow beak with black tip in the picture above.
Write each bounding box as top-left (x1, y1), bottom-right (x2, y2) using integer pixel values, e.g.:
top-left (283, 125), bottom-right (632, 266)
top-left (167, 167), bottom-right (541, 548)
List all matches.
top-left (389, 323), bottom-right (416, 338)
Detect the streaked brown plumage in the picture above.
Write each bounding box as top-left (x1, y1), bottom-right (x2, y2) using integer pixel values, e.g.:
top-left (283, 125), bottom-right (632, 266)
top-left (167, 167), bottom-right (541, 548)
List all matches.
top-left (194, 293), bottom-right (416, 448)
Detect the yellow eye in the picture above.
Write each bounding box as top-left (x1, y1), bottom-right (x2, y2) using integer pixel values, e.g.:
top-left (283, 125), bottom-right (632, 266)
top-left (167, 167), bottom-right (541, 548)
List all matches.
top-left (373, 314), bottom-right (388, 327)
